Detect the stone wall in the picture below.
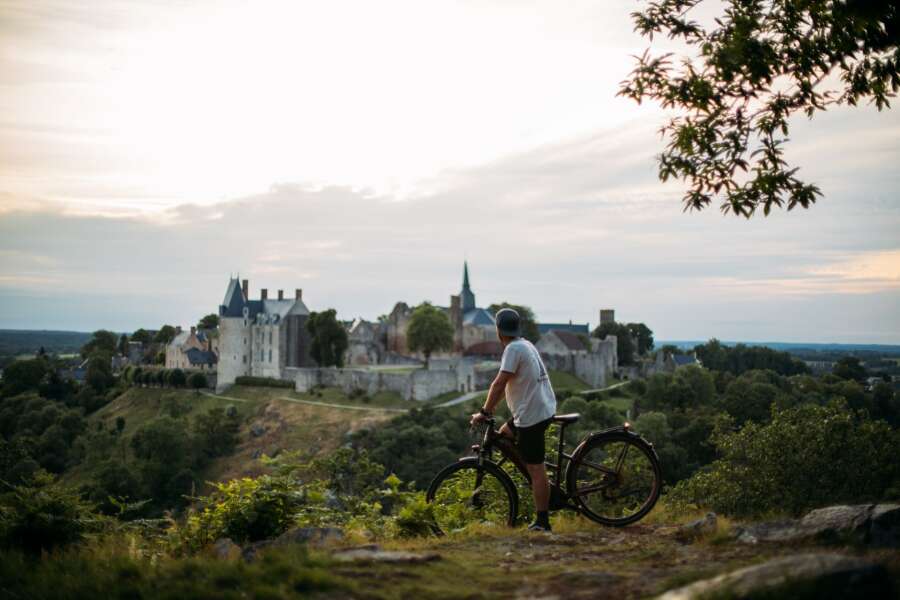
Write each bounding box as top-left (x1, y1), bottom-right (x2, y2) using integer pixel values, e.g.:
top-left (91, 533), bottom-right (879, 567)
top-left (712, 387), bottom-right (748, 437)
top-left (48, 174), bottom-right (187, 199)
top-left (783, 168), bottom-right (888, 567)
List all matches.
top-left (292, 360), bottom-right (499, 401)
top-left (540, 336), bottom-right (617, 389)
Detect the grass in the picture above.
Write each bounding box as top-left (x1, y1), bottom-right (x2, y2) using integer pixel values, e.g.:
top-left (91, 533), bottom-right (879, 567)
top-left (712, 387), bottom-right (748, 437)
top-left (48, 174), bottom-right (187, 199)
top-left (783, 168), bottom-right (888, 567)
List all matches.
top-left (549, 369), bottom-right (591, 392)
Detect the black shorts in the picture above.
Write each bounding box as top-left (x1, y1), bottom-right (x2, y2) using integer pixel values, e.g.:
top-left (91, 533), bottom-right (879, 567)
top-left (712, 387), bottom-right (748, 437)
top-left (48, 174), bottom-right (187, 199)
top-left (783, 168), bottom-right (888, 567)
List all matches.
top-left (506, 417), bottom-right (552, 465)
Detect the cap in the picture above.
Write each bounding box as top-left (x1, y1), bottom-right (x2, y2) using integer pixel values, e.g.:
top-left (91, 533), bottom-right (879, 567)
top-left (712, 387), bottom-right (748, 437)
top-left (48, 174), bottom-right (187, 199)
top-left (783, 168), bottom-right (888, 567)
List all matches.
top-left (495, 307), bottom-right (522, 338)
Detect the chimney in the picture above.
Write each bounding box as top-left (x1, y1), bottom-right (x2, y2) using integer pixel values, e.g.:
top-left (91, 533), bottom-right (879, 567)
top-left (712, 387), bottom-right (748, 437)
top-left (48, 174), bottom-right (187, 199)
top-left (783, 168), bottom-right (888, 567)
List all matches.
top-left (242, 279), bottom-right (249, 299)
top-left (295, 288), bottom-right (303, 300)
top-left (278, 289), bottom-right (284, 300)
top-left (261, 288), bottom-right (268, 300)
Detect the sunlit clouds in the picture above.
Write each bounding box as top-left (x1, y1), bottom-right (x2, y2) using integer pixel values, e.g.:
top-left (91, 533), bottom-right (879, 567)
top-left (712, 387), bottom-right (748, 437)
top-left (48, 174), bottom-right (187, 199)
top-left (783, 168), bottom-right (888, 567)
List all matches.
top-left (0, 1), bottom-right (898, 342)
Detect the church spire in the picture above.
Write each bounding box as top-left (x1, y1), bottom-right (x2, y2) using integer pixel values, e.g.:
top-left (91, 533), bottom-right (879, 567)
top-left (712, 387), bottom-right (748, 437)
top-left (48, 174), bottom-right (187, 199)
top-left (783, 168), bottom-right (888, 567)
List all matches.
top-left (461, 261), bottom-right (475, 312)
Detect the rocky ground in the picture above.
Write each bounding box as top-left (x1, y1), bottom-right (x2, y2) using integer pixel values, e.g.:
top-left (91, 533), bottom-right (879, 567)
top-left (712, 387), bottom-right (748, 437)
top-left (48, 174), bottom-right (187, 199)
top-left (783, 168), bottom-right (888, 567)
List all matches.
top-left (211, 503), bottom-right (900, 599)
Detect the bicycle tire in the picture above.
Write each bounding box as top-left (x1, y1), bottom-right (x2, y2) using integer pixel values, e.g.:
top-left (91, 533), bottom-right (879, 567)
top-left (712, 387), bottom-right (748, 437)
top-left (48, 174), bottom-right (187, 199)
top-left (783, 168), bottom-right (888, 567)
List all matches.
top-left (566, 432), bottom-right (661, 527)
top-left (426, 458), bottom-right (519, 534)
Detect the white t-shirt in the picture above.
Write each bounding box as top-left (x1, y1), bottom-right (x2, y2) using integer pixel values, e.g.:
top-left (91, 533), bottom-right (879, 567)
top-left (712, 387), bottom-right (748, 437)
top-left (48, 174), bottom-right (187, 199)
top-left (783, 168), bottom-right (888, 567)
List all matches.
top-left (499, 338), bottom-right (556, 427)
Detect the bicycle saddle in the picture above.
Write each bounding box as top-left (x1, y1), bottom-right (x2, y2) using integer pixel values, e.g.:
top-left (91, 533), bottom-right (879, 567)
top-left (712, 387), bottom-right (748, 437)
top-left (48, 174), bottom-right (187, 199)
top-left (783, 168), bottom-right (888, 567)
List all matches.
top-left (552, 413), bottom-right (580, 424)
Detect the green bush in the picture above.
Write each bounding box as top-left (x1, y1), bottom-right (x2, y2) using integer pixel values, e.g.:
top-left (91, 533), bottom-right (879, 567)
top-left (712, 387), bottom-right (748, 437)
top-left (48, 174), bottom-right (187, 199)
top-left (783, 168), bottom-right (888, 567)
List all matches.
top-left (0, 471), bottom-right (99, 554)
top-left (169, 369), bottom-right (187, 388)
top-left (560, 396), bottom-right (588, 415)
top-left (668, 401), bottom-right (900, 517)
top-left (234, 376), bottom-right (294, 389)
top-left (187, 372), bottom-right (208, 392)
top-left (181, 475), bottom-right (305, 549)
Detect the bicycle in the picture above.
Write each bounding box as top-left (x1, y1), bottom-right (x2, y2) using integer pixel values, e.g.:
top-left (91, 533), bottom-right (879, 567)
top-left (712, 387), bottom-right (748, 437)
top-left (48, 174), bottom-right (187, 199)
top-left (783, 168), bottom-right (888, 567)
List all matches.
top-left (425, 413), bottom-right (661, 533)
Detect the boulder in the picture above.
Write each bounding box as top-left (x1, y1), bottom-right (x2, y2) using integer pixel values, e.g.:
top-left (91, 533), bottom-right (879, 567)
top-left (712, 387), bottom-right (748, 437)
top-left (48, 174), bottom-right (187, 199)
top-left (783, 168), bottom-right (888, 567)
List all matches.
top-left (211, 537), bottom-right (242, 560)
top-left (332, 545), bottom-right (441, 564)
top-left (734, 504), bottom-right (900, 547)
top-left (674, 513), bottom-right (717, 543)
top-left (242, 526), bottom-right (344, 562)
top-left (657, 553), bottom-right (891, 600)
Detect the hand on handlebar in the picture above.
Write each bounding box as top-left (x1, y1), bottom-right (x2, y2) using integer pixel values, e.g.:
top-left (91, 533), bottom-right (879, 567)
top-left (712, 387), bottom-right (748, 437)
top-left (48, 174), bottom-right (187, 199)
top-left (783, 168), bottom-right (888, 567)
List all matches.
top-left (469, 411), bottom-right (490, 427)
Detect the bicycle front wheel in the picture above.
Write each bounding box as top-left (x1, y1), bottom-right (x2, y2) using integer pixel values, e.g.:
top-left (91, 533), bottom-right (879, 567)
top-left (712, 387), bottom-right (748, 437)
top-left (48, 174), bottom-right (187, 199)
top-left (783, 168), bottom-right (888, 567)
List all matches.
top-left (567, 433), bottom-right (661, 526)
top-left (426, 459), bottom-right (518, 535)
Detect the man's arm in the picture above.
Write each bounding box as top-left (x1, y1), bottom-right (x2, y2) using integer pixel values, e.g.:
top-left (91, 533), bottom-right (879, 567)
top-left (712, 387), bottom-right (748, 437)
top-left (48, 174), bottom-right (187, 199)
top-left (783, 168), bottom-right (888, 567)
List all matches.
top-left (471, 370), bottom-right (514, 424)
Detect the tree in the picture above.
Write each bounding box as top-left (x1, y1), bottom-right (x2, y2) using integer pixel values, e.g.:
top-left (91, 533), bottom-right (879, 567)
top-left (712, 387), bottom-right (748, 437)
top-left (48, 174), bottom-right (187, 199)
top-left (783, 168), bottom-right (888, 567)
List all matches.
top-left (307, 309), bottom-right (349, 368)
top-left (619, 1), bottom-right (899, 217)
top-left (80, 330), bottom-right (118, 359)
top-left (627, 322), bottom-right (655, 356)
top-left (193, 407), bottom-right (240, 460)
top-left (833, 356), bottom-right (867, 382)
top-left (197, 313), bottom-right (220, 330)
top-left (131, 329), bottom-right (153, 344)
top-left (1, 358), bottom-right (50, 396)
top-left (592, 321), bottom-right (635, 365)
top-left (118, 333), bottom-right (129, 356)
top-left (188, 372), bottom-right (208, 395)
top-left (154, 325), bottom-right (178, 345)
top-left (487, 302), bottom-right (540, 343)
top-left (168, 368), bottom-right (186, 388)
top-left (407, 302), bottom-right (454, 369)
top-left (85, 354), bottom-right (114, 395)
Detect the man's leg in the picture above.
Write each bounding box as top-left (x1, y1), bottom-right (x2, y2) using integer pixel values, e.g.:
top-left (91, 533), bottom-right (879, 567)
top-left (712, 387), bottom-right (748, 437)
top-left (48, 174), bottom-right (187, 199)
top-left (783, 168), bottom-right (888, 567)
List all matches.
top-left (526, 463), bottom-right (550, 513)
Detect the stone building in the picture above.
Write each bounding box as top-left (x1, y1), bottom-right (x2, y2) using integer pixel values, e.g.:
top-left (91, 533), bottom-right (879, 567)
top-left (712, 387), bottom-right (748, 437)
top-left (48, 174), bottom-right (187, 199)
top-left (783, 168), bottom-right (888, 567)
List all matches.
top-left (345, 318), bottom-right (383, 366)
top-left (385, 262), bottom-right (496, 359)
top-left (537, 329), bottom-right (617, 388)
top-left (165, 326), bottom-right (219, 371)
top-left (216, 277), bottom-right (314, 390)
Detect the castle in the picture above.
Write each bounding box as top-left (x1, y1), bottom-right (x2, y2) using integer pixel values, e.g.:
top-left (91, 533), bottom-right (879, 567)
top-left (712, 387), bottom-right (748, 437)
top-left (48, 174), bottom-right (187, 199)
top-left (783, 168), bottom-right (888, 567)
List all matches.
top-left (216, 277), bottom-right (314, 390)
top-left (383, 262), bottom-right (498, 360)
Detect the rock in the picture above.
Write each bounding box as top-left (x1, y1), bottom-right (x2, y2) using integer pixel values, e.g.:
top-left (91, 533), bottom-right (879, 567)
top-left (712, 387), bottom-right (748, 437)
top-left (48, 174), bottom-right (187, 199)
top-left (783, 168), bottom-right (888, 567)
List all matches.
top-left (734, 504), bottom-right (900, 547)
top-left (657, 553), bottom-right (891, 600)
top-left (733, 519), bottom-right (803, 544)
top-left (241, 527), bottom-right (344, 562)
top-left (869, 504), bottom-right (900, 547)
top-left (250, 423), bottom-right (266, 437)
top-left (276, 526), bottom-right (343, 547)
top-left (674, 512), bottom-right (717, 543)
top-left (211, 537), bottom-right (242, 560)
top-left (332, 545), bottom-right (441, 564)
top-left (800, 505), bottom-right (873, 542)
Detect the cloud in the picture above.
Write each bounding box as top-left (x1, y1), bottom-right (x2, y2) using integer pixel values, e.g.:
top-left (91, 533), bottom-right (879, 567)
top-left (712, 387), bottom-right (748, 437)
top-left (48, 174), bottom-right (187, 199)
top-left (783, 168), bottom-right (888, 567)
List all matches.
top-left (0, 116), bottom-right (898, 343)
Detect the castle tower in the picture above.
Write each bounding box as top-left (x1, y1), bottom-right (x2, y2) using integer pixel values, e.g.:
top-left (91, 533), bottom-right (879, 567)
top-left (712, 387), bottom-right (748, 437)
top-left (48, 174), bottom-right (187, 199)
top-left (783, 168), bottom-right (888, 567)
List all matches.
top-left (461, 261), bottom-right (475, 313)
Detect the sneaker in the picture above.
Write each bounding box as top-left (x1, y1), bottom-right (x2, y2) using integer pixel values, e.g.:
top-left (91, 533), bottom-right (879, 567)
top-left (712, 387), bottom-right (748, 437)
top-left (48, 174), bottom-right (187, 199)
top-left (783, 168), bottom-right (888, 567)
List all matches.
top-left (527, 521), bottom-right (552, 533)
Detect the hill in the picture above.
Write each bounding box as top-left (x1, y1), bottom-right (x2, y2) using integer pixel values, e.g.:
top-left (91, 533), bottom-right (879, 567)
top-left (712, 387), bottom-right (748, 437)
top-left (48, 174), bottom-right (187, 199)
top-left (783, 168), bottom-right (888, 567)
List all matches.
top-left (67, 384), bottom-right (415, 491)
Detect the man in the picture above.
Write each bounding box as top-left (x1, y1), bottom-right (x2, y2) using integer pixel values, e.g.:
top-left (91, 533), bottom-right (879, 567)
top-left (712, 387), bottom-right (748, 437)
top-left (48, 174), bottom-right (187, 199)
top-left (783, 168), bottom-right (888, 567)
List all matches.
top-left (470, 307), bottom-right (557, 532)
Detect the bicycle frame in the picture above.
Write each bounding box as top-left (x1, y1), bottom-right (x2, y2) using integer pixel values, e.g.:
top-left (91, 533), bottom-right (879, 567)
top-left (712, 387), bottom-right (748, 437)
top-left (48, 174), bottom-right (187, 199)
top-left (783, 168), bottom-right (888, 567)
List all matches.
top-left (472, 419), bottom-right (580, 511)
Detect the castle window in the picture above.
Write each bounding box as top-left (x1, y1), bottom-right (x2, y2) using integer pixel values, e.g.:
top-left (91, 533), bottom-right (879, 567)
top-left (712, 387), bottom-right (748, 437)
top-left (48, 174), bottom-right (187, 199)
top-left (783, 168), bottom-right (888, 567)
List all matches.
top-left (242, 355), bottom-right (247, 364)
top-left (269, 331), bottom-right (272, 345)
top-left (268, 349), bottom-right (272, 362)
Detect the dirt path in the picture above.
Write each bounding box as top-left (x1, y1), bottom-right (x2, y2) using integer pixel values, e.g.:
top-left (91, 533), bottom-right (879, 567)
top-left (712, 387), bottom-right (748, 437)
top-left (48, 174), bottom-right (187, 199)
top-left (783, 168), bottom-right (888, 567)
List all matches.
top-left (325, 520), bottom-right (900, 599)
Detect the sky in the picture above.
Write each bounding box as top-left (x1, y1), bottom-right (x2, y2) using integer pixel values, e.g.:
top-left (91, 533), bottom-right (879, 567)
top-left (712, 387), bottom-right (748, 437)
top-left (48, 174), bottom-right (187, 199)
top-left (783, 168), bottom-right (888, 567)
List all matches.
top-left (0, 0), bottom-right (898, 343)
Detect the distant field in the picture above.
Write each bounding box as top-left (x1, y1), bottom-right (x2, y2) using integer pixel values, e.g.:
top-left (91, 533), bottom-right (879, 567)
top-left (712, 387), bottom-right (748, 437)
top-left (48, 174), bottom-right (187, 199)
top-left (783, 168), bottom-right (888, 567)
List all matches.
top-left (0, 329), bottom-right (93, 356)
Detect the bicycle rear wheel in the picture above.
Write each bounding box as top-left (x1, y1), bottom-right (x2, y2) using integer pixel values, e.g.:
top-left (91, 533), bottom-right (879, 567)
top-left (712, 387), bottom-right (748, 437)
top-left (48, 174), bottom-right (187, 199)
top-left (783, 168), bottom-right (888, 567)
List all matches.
top-left (567, 433), bottom-right (661, 526)
top-left (426, 459), bottom-right (518, 534)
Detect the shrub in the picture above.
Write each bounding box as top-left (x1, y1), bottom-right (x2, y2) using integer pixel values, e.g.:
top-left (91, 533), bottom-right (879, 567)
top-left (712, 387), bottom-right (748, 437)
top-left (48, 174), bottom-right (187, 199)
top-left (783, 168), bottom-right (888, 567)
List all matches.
top-left (560, 397), bottom-right (588, 415)
top-left (188, 372), bottom-right (208, 393)
top-left (629, 379), bottom-right (647, 396)
top-left (0, 471), bottom-right (99, 554)
top-left (234, 376), bottom-right (293, 389)
top-left (181, 474), bottom-right (307, 549)
top-left (168, 368), bottom-right (186, 388)
top-left (668, 401), bottom-right (900, 517)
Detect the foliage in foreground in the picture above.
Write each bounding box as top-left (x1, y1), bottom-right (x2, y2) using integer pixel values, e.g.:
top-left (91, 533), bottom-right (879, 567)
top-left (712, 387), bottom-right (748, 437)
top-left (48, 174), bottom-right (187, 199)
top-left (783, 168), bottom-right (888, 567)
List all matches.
top-left (0, 546), bottom-right (342, 600)
top-left (669, 401), bottom-right (900, 517)
top-left (0, 471), bottom-right (99, 555)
